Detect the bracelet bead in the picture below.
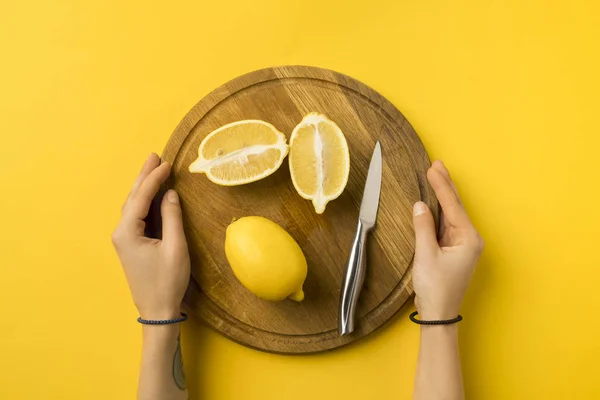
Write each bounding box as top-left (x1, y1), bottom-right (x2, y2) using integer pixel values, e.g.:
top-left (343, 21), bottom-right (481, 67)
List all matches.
top-left (409, 311), bottom-right (462, 325)
top-left (137, 312), bottom-right (188, 325)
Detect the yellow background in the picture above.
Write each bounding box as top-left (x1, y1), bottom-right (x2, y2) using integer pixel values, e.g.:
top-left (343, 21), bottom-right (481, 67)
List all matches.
top-left (1, 1), bottom-right (599, 399)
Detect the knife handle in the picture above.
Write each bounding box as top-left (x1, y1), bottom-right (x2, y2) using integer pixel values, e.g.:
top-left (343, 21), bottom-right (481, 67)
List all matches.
top-left (339, 220), bottom-right (370, 336)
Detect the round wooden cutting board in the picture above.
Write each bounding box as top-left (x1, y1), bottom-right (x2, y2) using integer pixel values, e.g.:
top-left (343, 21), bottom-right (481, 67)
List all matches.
top-left (162, 66), bottom-right (438, 354)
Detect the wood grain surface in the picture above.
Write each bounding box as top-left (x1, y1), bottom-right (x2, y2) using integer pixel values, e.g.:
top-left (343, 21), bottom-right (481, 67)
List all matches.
top-left (161, 66), bottom-right (438, 354)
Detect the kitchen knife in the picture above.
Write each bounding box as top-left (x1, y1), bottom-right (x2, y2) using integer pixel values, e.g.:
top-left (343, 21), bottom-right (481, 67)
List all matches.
top-left (338, 141), bottom-right (382, 336)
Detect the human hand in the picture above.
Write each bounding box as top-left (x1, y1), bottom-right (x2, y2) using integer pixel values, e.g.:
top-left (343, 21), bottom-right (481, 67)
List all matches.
top-left (112, 153), bottom-right (190, 320)
top-left (412, 160), bottom-right (484, 320)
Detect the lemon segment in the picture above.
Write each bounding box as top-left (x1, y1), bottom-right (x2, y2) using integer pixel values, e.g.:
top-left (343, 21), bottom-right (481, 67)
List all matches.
top-left (189, 120), bottom-right (289, 186)
top-left (224, 216), bottom-right (308, 302)
top-left (289, 113), bottom-right (350, 213)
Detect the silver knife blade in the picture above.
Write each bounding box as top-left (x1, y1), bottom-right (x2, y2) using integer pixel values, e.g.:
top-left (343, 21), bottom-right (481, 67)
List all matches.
top-left (359, 141), bottom-right (382, 226)
top-left (338, 141), bottom-right (383, 336)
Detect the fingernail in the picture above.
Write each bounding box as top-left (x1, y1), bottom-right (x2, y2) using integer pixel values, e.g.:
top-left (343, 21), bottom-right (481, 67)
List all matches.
top-left (167, 190), bottom-right (179, 204)
top-left (413, 201), bottom-right (426, 216)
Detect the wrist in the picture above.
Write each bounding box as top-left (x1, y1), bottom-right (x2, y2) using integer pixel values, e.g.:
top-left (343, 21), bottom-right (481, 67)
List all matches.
top-left (418, 310), bottom-right (461, 320)
top-left (138, 308), bottom-right (182, 321)
top-left (416, 297), bottom-right (461, 321)
top-left (419, 322), bottom-right (459, 337)
top-left (142, 323), bottom-right (180, 346)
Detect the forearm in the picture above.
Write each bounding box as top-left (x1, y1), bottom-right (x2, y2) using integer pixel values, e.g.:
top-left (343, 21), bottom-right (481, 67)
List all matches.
top-left (138, 324), bottom-right (187, 400)
top-left (413, 324), bottom-right (464, 400)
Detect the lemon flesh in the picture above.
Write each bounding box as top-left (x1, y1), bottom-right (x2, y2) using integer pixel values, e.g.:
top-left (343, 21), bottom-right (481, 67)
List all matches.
top-left (289, 113), bottom-right (350, 214)
top-left (189, 120), bottom-right (289, 186)
top-left (224, 216), bottom-right (307, 302)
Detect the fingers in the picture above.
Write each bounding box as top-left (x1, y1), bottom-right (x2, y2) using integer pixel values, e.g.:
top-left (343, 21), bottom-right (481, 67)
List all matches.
top-left (126, 162), bottom-right (172, 222)
top-left (413, 201), bottom-right (439, 253)
top-left (431, 160), bottom-right (460, 202)
top-left (427, 165), bottom-right (470, 228)
top-left (430, 161), bottom-right (455, 238)
top-left (127, 154), bottom-right (161, 202)
top-left (161, 190), bottom-right (187, 249)
top-left (437, 211), bottom-right (446, 238)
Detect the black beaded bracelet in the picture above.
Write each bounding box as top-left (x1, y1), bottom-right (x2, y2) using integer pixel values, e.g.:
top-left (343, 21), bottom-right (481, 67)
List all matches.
top-left (409, 311), bottom-right (462, 325)
top-left (137, 312), bottom-right (188, 325)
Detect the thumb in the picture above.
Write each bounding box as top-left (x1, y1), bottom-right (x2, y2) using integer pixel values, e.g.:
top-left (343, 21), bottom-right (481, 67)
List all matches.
top-left (413, 201), bottom-right (439, 253)
top-left (161, 190), bottom-right (187, 249)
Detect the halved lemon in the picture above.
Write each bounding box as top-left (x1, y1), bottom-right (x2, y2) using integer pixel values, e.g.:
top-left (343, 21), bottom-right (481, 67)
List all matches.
top-left (289, 113), bottom-right (350, 214)
top-left (189, 120), bottom-right (289, 186)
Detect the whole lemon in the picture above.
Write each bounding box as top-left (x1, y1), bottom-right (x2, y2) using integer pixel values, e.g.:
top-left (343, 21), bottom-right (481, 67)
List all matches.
top-left (225, 216), bottom-right (307, 302)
